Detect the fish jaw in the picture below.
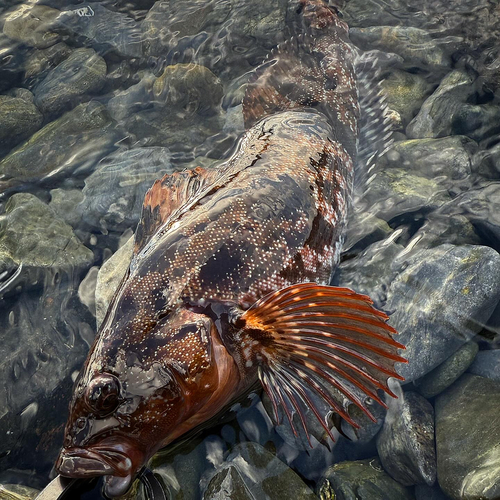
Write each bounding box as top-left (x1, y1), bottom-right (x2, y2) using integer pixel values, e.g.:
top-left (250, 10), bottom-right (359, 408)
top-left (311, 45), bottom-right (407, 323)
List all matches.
top-left (56, 437), bottom-right (145, 497)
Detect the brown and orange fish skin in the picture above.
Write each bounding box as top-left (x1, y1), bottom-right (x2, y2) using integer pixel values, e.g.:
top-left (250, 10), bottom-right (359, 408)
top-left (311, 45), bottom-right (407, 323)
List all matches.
top-left (56, 2), bottom-right (405, 497)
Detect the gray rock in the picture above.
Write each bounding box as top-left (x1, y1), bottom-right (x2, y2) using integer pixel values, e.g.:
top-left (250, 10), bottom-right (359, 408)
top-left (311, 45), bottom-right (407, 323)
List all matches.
top-left (48, 188), bottom-right (84, 228)
top-left (77, 147), bottom-right (172, 234)
top-left (357, 168), bottom-right (451, 222)
top-left (204, 465), bottom-right (253, 500)
top-left (451, 104), bottom-right (500, 144)
top-left (3, 4), bottom-right (60, 49)
top-left (55, 3), bottom-right (142, 59)
top-left (436, 374), bottom-right (500, 500)
top-left (414, 484), bottom-right (451, 500)
top-left (95, 235), bottom-right (133, 327)
top-left (376, 391), bottom-right (436, 486)
top-left (0, 101), bottom-right (120, 190)
top-left (380, 70), bottom-right (431, 128)
top-left (378, 136), bottom-right (477, 182)
top-left (343, 211), bottom-right (392, 253)
top-left (34, 48), bottom-right (107, 115)
top-left (350, 27), bottom-right (449, 71)
top-left (0, 193), bottom-right (94, 295)
top-left (23, 42), bottom-right (72, 83)
top-left (406, 70), bottom-right (477, 139)
top-left (0, 483), bottom-right (40, 499)
top-left (0, 94), bottom-right (43, 150)
top-left (385, 244), bottom-right (500, 382)
top-left (475, 141), bottom-right (500, 179)
top-left (414, 342), bottom-right (479, 398)
top-left (0, 33), bottom-right (24, 92)
top-left (318, 458), bottom-right (415, 500)
top-left (468, 350), bottom-right (500, 382)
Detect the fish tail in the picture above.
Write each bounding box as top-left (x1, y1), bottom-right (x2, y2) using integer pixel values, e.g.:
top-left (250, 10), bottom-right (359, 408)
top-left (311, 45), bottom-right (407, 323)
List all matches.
top-left (234, 283), bottom-right (406, 445)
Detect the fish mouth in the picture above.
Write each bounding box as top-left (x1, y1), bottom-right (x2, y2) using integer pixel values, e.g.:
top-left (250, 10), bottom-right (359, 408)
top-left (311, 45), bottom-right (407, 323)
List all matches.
top-left (56, 441), bottom-right (144, 497)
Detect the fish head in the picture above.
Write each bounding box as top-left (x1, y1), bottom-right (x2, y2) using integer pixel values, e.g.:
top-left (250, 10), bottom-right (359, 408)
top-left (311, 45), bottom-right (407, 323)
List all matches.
top-left (56, 307), bottom-right (240, 497)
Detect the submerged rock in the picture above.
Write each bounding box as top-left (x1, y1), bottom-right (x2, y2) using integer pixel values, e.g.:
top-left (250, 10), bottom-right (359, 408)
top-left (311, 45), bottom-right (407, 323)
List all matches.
top-left (33, 48), bottom-right (107, 116)
top-left (0, 193), bottom-right (94, 295)
top-left (23, 42), bottom-right (72, 84)
top-left (436, 374), bottom-right (500, 500)
top-left (376, 391), bottom-right (436, 486)
top-left (204, 465), bottom-right (253, 500)
top-left (0, 483), bottom-right (40, 499)
top-left (414, 341), bottom-right (478, 398)
top-left (48, 188), bottom-right (85, 229)
top-left (318, 458), bottom-right (415, 500)
top-left (468, 350), bottom-right (500, 382)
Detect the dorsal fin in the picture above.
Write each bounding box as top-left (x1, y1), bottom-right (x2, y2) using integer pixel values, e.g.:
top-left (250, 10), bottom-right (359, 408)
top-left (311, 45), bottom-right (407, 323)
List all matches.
top-left (134, 167), bottom-right (220, 254)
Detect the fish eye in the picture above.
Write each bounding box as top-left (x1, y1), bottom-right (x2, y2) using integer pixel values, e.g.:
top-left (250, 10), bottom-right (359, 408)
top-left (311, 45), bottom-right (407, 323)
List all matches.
top-left (85, 373), bottom-right (121, 416)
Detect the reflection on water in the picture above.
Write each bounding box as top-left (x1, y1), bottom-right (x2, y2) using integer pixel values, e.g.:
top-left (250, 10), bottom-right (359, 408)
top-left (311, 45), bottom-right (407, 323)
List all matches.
top-left (0, 0), bottom-right (499, 499)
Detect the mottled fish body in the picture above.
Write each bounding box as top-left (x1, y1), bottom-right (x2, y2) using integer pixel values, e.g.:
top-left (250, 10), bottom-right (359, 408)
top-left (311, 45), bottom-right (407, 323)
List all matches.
top-left (56, 2), bottom-right (406, 497)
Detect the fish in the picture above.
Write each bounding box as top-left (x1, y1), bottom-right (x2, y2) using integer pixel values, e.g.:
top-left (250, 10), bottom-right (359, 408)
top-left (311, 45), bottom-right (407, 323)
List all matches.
top-left (55, 1), bottom-right (406, 497)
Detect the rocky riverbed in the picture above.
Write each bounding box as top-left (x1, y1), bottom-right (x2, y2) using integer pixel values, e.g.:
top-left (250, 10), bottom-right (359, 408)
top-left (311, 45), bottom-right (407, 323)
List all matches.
top-left (0, 0), bottom-right (499, 499)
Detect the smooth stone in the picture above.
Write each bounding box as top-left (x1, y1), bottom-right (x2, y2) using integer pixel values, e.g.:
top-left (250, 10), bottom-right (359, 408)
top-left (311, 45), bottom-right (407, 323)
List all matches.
top-left (415, 484), bottom-right (451, 500)
top-left (378, 136), bottom-right (477, 181)
top-left (468, 350), bottom-right (500, 381)
top-left (0, 101), bottom-right (120, 190)
top-left (379, 70), bottom-right (431, 127)
top-left (3, 4), bottom-right (60, 49)
top-left (0, 483), bottom-right (40, 499)
top-left (385, 244), bottom-right (500, 382)
top-left (48, 188), bottom-right (84, 228)
top-left (358, 168), bottom-right (451, 222)
top-left (0, 94), bottom-right (42, 150)
top-left (406, 70), bottom-right (476, 139)
top-left (350, 26), bottom-right (449, 71)
top-left (414, 342), bottom-right (479, 398)
top-left (34, 47), bottom-right (106, 116)
top-left (376, 391), bottom-right (436, 486)
top-left (77, 147), bottom-right (173, 234)
top-left (0, 193), bottom-right (94, 294)
top-left (0, 33), bottom-right (24, 92)
top-left (343, 211), bottom-right (392, 253)
top-left (475, 141), bottom-right (500, 179)
top-left (204, 465), bottom-right (253, 500)
top-left (436, 374), bottom-right (500, 500)
top-left (318, 458), bottom-right (415, 500)
top-left (23, 42), bottom-right (72, 83)
top-left (95, 236), bottom-right (133, 327)
top-left (55, 3), bottom-right (142, 59)
top-left (451, 104), bottom-right (500, 144)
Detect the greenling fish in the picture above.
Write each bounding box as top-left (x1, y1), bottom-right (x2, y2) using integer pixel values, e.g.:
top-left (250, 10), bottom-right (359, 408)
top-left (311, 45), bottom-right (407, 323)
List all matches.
top-left (56, 0), bottom-right (406, 496)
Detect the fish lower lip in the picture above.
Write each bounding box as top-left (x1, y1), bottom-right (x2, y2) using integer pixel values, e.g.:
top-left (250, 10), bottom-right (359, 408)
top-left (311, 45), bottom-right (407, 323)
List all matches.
top-left (104, 474), bottom-right (134, 498)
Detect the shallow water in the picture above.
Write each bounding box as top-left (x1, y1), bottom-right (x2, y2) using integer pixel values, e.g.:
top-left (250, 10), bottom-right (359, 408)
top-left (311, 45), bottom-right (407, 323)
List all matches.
top-left (0, 1), bottom-right (499, 499)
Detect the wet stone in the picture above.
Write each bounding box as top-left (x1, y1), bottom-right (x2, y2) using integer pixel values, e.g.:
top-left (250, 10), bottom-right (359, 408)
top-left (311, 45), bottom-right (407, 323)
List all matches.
top-left (343, 211), bottom-right (392, 253)
top-left (23, 42), bottom-right (72, 84)
top-left (318, 458), bottom-right (415, 500)
top-left (55, 3), bottom-right (143, 59)
top-left (3, 4), bottom-right (60, 49)
top-left (0, 94), bottom-right (42, 151)
top-left (414, 484), bottom-right (450, 500)
top-left (468, 350), bottom-right (500, 382)
top-left (350, 27), bottom-right (449, 71)
top-left (0, 483), bottom-right (40, 499)
top-left (475, 141), bottom-right (500, 179)
top-left (384, 244), bottom-right (500, 382)
top-left (48, 188), bottom-right (84, 229)
top-left (340, 399), bottom-right (386, 445)
top-left (451, 104), bottom-right (500, 144)
top-left (77, 147), bottom-right (173, 234)
top-left (376, 391), bottom-right (436, 486)
top-left (414, 341), bottom-right (479, 398)
top-left (0, 193), bottom-right (94, 294)
top-left (0, 33), bottom-right (25, 92)
top-left (0, 101), bottom-right (121, 190)
top-left (436, 374), bottom-right (500, 500)
top-left (204, 465), bottom-right (253, 500)
top-left (33, 47), bottom-right (107, 116)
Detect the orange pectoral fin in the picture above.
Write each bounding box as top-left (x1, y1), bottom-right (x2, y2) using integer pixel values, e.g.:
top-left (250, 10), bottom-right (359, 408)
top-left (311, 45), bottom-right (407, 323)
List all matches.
top-left (239, 283), bottom-right (407, 446)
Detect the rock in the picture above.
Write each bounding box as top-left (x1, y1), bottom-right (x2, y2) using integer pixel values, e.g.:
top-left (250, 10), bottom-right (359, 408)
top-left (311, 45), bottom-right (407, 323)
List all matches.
top-left (23, 42), bottom-right (72, 84)
top-left (378, 136), bottom-right (477, 182)
top-left (0, 94), bottom-right (42, 151)
top-left (385, 244), bottom-right (500, 382)
top-left (0, 33), bottom-right (25, 92)
top-left (48, 188), bottom-right (84, 228)
top-left (414, 342), bottom-right (479, 398)
top-left (358, 168), bottom-right (451, 222)
top-left (55, 3), bottom-right (142, 59)
top-left (204, 465), bottom-right (253, 500)
top-left (342, 211), bottom-right (392, 253)
top-left (77, 147), bottom-right (173, 234)
top-left (33, 48), bottom-right (107, 116)
top-left (376, 391), bottom-right (436, 486)
top-left (350, 27), bottom-right (449, 71)
top-left (95, 236), bottom-right (133, 326)
top-left (436, 374), bottom-right (500, 500)
top-left (468, 350), bottom-right (500, 382)
top-left (0, 284), bottom-right (95, 475)
top-left (475, 141), bottom-right (500, 179)
top-left (0, 193), bottom-right (94, 294)
top-left (206, 442), bottom-right (316, 500)
top-left (0, 483), bottom-right (40, 499)
top-left (340, 399), bottom-right (386, 444)
top-left (406, 70), bottom-right (477, 139)
top-left (3, 4), bottom-right (60, 49)
top-left (451, 104), bottom-right (500, 144)
top-left (0, 101), bottom-right (121, 190)
top-left (414, 484), bottom-right (450, 500)
top-left (379, 70), bottom-right (431, 128)
top-left (318, 458), bottom-right (415, 500)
